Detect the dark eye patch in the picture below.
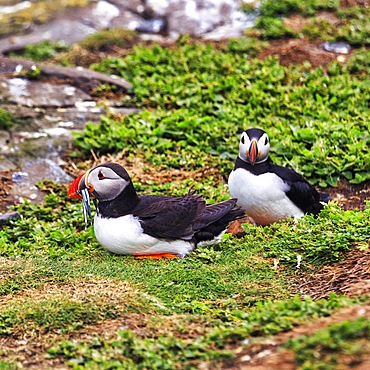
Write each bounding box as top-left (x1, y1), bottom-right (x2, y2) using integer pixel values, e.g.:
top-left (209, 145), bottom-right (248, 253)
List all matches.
top-left (98, 171), bottom-right (105, 180)
top-left (241, 135), bottom-right (245, 144)
top-left (264, 137), bottom-right (269, 145)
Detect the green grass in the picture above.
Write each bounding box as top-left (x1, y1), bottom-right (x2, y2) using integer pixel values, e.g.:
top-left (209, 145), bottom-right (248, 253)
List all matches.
top-left (72, 44), bottom-right (370, 186)
top-left (0, 186), bottom-right (368, 366)
top-left (46, 295), bottom-right (356, 369)
top-left (302, 6), bottom-right (370, 45)
top-left (0, 296), bottom-right (117, 335)
top-left (285, 316), bottom-right (370, 369)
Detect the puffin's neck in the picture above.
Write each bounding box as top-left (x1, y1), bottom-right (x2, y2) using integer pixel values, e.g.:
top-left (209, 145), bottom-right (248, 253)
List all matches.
top-left (234, 156), bottom-right (272, 175)
top-left (96, 182), bottom-right (140, 218)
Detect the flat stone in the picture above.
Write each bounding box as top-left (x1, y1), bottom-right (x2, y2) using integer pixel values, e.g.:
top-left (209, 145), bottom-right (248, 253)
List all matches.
top-left (3, 78), bottom-right (91, 108)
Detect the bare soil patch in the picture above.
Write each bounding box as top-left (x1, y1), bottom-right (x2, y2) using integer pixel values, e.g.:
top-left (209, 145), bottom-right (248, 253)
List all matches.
top-left (257, 38), bottom-right (351, 68)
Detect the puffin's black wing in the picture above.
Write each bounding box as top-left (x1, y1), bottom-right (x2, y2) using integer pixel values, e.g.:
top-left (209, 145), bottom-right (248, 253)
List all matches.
top-left (193, 199), bottom-right (245, 243)
top-left (134, 193), bottom-right (206, 240)
top-left (269, 164), bottom-right (322, 214)
top-left (133, 195), bottom-right (181, 217)
top-left (193, 198), bottom-right (241, 230)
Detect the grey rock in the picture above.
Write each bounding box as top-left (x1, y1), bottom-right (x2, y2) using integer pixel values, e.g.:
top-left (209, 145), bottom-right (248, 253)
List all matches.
top-left (19, 158), bottom-right (73, 184)
top-left (144, 0), bottom-right (255, 38)
top-left (0, 1), bottom-right (121, 53)
top-left (2, 78), bottom-right (91, 108)
top-left (12, 159), bottom-right (73, 204)
top-left (135, 18), bottom-right (166, 33)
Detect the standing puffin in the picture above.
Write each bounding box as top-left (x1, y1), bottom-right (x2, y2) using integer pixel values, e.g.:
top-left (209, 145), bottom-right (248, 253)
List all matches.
top-left (69, 162), bottom-right (244, 258)
top-left (228, 128), bottom-right (327, 225)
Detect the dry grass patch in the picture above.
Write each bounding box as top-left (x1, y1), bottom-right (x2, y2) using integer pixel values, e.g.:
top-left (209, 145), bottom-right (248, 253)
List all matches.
top-left (0, 276), bottom-right (159, 338)
top-left (0, 257), bottom-right (33, 279)
top-left (66, 150), bottom-right (224, 188)
top-left (298, 249), bottom-right (370, 300)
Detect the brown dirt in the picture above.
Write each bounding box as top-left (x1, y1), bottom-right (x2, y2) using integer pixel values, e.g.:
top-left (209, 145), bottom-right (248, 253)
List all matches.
top-left (257, 38), bottom-right (349, 68)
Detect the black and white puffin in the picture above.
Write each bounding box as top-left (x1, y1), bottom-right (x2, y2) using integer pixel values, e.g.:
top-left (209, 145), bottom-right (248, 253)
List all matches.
top-left (228, 128), bottom-right (327, 225)
top-left (69, 162), bottom-right (244, 258)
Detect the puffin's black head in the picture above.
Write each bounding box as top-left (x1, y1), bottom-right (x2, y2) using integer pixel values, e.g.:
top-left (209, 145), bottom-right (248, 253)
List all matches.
top-left (68, 162), bottom-right (133, 202)
top-left (238, 128), bottom-right (270, 165)
top-left (69, 162), bottom-right (138, 227)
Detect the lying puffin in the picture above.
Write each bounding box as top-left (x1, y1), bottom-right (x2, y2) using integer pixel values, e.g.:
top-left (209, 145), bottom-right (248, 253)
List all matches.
top-left (69, 162), bottom-right (244, 258)
top-left (228, 128), bottom-right (328, 225)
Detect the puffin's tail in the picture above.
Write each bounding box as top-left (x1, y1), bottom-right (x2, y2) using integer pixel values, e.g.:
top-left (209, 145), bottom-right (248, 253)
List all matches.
top-left (307, 192), bottom-right (330, 216)
top-left (193, 198), bottom-right (245, 244)
top-left (319, 192), bottom-right (330, 204)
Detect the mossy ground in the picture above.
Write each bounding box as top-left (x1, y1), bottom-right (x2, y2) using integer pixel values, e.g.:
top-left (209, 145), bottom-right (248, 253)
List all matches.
top-left (0, 0), bottom-right (369, 368)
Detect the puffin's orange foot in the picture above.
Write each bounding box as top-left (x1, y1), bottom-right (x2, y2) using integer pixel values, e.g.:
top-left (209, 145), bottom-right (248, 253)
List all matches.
top-left (133, 253), bottom-right (180, 259)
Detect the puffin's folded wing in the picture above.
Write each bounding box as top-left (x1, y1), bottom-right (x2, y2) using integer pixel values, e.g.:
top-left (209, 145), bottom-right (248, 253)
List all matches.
top-left (193, 198), bottom-right (238, 230)
top-left (286, 181), bottom-right (322, 214)
top-left (138, 194), bottom-right (206, 240)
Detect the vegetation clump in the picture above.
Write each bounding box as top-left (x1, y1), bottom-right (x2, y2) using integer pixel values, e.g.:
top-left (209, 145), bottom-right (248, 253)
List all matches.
top-left (0, 108), bottom-right (16, 130)
top-left (9, 40), bottom-right (69, 61)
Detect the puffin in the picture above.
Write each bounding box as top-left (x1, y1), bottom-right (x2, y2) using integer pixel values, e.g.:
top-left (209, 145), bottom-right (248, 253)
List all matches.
top-left (228, 128), bottom-right (328, 226)
top-left (68, 162), bottom-right (244, 258)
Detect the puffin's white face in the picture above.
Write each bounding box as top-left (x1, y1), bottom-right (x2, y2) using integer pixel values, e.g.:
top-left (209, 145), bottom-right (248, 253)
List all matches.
top-left (238, 129), bottom-right (270, 165)
top-left (86, 166), bottom-right (130, 201)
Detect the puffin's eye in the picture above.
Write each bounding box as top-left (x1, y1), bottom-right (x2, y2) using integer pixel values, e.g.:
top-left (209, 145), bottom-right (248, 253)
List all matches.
top-left (98, 171), bottom-right (105, 180)
top-left (264, 137), bottom-right (269, 145)
top-left (241, 135), bottom-right (245, 144)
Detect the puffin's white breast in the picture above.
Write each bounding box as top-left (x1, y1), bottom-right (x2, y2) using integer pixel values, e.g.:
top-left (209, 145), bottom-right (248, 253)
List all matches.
top-left (94, 214), bottom-right (194, 256)
top-left (228, 168), bottom-right (304, 225)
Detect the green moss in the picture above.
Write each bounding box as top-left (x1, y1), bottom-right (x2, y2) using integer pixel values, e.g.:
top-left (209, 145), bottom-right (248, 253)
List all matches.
top-left (78, 28), bottom-right (139, 52)
top-left (0, 108), bottom-right (16, 130)
top-left (9, 41), bottom-right (69, 61)
top-left (259, 0), bottom-right (340, 18)
top-left (255, 16), bottom-right (296, 39)
top-left (0, 0), bottom-right (89, 38)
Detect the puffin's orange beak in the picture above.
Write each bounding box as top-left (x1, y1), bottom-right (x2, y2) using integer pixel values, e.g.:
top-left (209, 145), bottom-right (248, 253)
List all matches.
top-left (68, 173), bottom-right (86, 198)
top-left (248, 140), bottom-right (258, 166)
top-left (68, 171), bottom-right (93, 228)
